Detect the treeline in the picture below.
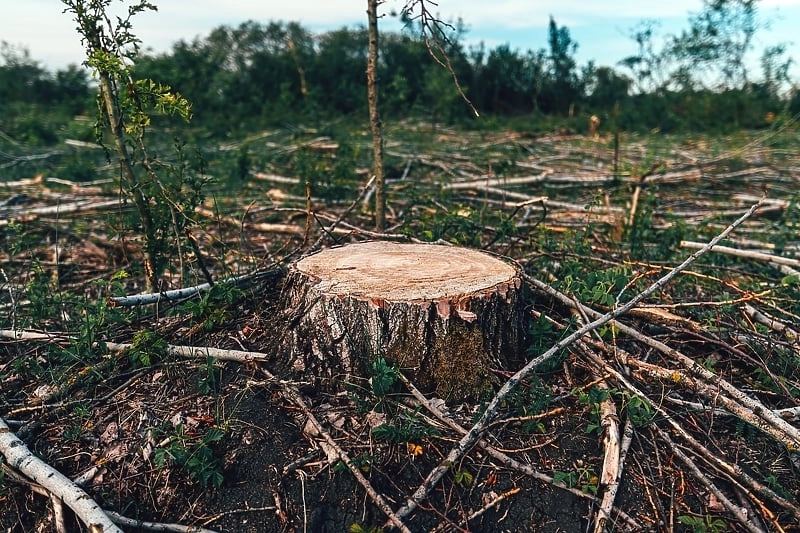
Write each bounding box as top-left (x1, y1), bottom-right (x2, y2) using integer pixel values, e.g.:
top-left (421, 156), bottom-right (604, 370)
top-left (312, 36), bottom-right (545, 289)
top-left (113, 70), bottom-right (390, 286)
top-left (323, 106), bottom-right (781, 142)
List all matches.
top-left (1, 5), bottom-right (798, 143)
top-left (132, 17), bottom-right (796, 135)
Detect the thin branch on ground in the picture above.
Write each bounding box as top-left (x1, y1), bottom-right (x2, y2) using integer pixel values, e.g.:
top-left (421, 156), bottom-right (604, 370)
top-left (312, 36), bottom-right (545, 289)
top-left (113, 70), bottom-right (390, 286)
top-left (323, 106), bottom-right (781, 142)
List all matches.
top-left (0, 329), bottom-right (270, 363)
top-left (681, 240), bottom-right (800, 269)
top-left (105, 510), bottom-right (219, 533)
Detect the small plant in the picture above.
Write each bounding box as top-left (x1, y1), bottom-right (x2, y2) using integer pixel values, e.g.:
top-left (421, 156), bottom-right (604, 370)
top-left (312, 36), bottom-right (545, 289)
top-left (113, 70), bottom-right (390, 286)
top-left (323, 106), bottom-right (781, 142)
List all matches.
top-left (176, 284), bottom-right (243, 331)
top-left (617, 390), bottom-right (654, 427)
top-left (335, 453), bottom-right (375, 474)
top-left (127, 330), bottom-right (168, 368)
top-left (349, 522), bottom-right (383, 533)
top-left (677, 514), bottom-right (727, 533)
top-left (577, 386), bottom-right (610, 436)
top-left (553, 469), bottom-right (577, 487)
top-left (153, 424), bottom-right (225, 488)
top-left (63, 402), bottom-right (91, 441)
top-left (371, 407), bottom-right (439, 444)
top-left (501, 376), bottom-right (552, 433)
top-left (554, 466), bottom-right (598, 494)
top-left (371, 356), bottom-right (400, 398)
top-left (197, 356), bottom-right (222, 395)
top-left (454, 468), bottom-right (474, 487)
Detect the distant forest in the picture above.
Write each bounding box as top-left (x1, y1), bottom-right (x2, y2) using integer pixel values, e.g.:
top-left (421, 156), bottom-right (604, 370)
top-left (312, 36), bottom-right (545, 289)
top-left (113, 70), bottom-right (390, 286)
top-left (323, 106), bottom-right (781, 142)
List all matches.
top-left (1, 2), bottom-right (798, 142)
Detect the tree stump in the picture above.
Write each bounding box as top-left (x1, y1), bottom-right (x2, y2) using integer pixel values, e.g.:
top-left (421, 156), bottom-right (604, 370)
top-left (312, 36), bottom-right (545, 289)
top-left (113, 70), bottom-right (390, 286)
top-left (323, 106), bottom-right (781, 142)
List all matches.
top-left (278, 241), bottom-right (526, 400)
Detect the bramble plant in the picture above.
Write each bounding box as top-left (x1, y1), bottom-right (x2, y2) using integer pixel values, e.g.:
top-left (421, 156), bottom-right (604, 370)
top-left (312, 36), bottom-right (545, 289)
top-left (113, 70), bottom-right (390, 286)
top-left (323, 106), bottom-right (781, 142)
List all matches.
top-left (62, 0), bottom-right (200, 291)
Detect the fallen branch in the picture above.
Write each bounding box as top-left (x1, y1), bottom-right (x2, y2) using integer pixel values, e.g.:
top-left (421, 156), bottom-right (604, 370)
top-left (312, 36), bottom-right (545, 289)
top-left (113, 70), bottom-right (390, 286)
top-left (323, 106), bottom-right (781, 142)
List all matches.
top-left (526, 277), bottom-right (800, 451)
top-left (588, 362), bottom-right (621, 533)
top-left (105, 510), bottom-right (219, 533)
top-left (390, 199), bottom-right (764, 525)
top-left (626, 356), bottom-right (800, 450)
top-left (0, 417), bottom-right (122, 532)
top-left (578, 337), bottom-right (800, 526)
top-left (595, 416), bottom-right (634, 533)
top-left (654, 425), bottom-right (765, 533)
top-left (0, 199), bottom-right (122, 228)
top-left (194, 206), bottom-right (304, 235)
top-left (744, 304), bottom-right (799, 346)
top-left (681, 241), bottom-right (800, 269)
top-left (109, 268), bottom-right (280, 307)
top-left (0, 329), bottom-right (269, 363)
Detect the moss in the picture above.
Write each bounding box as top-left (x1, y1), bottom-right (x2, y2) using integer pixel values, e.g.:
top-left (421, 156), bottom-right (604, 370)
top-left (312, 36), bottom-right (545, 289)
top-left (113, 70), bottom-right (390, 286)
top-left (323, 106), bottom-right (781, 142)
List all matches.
top-left (431, 322), bottom-right (493, 401)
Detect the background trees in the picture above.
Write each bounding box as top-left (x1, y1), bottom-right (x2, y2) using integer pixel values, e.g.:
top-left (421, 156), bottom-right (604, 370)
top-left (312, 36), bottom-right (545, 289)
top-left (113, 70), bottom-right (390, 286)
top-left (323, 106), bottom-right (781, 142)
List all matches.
top-left (1, 0), bottom-right (794, 140)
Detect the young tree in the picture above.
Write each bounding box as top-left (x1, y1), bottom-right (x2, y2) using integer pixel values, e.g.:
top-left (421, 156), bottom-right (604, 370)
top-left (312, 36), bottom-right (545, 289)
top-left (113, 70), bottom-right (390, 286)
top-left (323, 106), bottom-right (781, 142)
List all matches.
top-left (62, 0), bottom-right (194, 291)
top-left (619, 20), bottom-right (670, 94)
top-left (540, 16), bottom-right (581, 114)
top-left (668, 0), bottom-right (760, 89)
top-left (366, 0), bottom-right (386, 231)
top-left (366, 0), bottom-right (476, 231)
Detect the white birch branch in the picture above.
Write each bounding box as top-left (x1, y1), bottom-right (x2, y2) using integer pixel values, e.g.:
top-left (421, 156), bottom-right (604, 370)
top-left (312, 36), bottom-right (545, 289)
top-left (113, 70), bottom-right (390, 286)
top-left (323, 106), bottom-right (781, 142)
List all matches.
top-left (105, 510), bottom-right (219, 533)
top-left (0, 329), bottom-right (269, 363)
top-left (681, 241), bottom-right (800, 269)
top-left (0, 417), bottom-right (122, 533)
top-left (109, 269), bottom-right (274, 307)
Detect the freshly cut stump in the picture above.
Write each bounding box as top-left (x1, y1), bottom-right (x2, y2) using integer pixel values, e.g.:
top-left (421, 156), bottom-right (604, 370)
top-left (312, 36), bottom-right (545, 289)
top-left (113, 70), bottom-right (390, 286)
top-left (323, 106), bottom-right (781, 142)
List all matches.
top-left (279, 241), bottom-right (525, 400)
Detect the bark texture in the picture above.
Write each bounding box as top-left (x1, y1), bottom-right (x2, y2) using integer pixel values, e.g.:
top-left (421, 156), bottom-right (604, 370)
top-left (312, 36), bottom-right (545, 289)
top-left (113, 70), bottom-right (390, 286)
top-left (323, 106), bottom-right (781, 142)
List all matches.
top-left (277, 241), bottom-right (525, 400)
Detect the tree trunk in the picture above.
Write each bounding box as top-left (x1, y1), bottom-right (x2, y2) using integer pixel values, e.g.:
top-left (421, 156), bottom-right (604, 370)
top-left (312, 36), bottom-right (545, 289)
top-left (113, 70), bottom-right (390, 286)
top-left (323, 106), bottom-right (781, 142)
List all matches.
top-left (276, 242), bottom-right (526, 401)
top-left (366, 0), bottom-right (385, 231)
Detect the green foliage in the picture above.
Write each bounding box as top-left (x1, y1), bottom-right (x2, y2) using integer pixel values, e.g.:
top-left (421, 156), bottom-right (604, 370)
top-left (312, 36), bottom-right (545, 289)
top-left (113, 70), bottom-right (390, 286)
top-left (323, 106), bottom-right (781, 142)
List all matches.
top-left (359, 357), bottom-right (440, 444)
top-left (153, 423), bottom-right (225, 488)
top-left (559, 265), bottom-right (632, 309)
top-left (618, 390), bottom-right (655, 427)
top-left (3, 2), bottom-right (793, 136)
top-left (553, 466), bottom-right (598, 494)
top-left (578, 386), bottom-right (610, 436)
top-left (176, 284), bottom-right (243, 331)
top-left (128, 330), bottom-right (168, 367)
top-left (453, 468), bottom-right (474, 487)
top-left (198, 356), bottom-right (222, 395)
top-left (678, 514), bottom-right (727, 533)
top-left (371, 407), bottom-right (439, 444)
top-left (501, 377), bottom-right (552, 433)
top-left (349, 523), bottom-right (383, 533)
top-left (335, 453), bottom-right (375, 475)
top-left (371, 357), bottom-right (399, 397)
top-left (62, 402), bottom-right (91, 441)
top-left (552, 469), bottom-right (577, 487)
top-left (62, 0), bottom-right (204, 290)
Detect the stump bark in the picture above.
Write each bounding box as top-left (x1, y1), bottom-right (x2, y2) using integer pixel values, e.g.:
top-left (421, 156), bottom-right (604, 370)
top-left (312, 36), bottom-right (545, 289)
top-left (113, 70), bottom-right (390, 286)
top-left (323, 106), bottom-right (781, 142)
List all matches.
top-left (278, 241), bottom-right (525, 400)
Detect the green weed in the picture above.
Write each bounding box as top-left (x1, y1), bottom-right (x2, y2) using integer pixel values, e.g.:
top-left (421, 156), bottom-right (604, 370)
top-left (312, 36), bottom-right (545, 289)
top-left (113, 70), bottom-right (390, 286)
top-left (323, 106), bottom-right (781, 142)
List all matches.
top-left (553, 466), bottom-right (598, 494)
top-left (371, 407), bottom-right (439, 444)
top-left (349, 522), bottom-right (383, 533)
top-left (127, 330), bottom-right (169, 368)
top-left (197, 356), bottom-right (222, 395)
top-left (153, 424), bottom-right (225, 489)
top-left (677, 514), bottom-right (727, 533)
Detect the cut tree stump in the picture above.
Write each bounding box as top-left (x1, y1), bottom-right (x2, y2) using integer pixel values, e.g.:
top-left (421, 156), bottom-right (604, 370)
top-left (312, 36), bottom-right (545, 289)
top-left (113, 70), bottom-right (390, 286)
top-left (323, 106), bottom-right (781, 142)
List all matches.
top-left (277, 241), bottom-right (526, 400)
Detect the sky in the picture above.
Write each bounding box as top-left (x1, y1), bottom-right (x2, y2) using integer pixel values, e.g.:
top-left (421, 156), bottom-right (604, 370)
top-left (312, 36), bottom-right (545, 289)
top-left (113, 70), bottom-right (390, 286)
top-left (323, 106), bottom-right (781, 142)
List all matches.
top-left (1, 0), bottom-right (798, 80)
